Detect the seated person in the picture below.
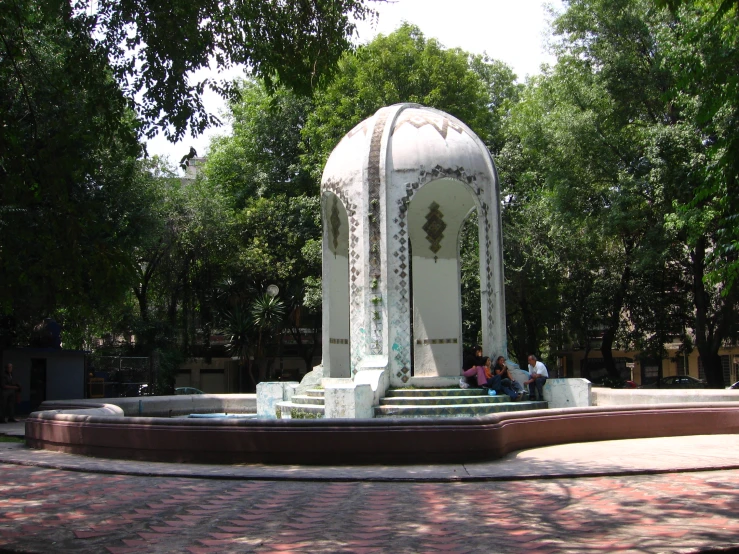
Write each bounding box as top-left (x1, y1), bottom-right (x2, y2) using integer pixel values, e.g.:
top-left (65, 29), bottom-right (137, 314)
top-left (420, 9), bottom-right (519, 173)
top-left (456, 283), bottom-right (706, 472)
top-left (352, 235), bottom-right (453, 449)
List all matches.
top-left (461, 345), bottom-right (483, 387)
top-left (462, 356), bottom-right (492, 388)
top-left (492, 356), bottom-right (524, 401)
top-left (524, 354), bottom-right (549, 401)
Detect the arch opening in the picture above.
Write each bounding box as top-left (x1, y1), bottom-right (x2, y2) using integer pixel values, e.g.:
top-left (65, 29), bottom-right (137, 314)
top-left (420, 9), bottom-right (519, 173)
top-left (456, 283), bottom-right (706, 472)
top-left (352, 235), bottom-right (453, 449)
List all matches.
top-left (322, 193), bottom-right (351, 378)
top-left (407, 178), bottom-right (478, 377)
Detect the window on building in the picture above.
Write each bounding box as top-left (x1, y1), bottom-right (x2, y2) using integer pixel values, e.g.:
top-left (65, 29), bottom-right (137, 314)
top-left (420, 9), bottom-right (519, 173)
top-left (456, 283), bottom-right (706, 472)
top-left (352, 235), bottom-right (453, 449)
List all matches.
top-left (676, 355), bottom-right (688, 376)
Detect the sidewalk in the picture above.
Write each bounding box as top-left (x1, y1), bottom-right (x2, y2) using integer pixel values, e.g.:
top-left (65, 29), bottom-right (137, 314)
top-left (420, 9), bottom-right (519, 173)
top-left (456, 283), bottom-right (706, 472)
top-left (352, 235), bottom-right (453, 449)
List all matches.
top-left (1, 420), bottom-right (738, 553)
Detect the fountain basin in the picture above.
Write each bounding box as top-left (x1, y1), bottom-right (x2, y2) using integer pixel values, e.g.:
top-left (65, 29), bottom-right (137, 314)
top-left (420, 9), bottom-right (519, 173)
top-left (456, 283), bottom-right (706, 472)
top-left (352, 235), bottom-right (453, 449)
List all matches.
top-left (24, 396), bottom-right (739, 465)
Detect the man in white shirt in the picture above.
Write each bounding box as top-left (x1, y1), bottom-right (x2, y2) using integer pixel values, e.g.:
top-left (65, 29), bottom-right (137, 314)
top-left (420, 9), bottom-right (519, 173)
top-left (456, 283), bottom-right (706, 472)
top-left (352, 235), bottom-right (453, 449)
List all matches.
top-left (525, 355), bottom-right (549, 401)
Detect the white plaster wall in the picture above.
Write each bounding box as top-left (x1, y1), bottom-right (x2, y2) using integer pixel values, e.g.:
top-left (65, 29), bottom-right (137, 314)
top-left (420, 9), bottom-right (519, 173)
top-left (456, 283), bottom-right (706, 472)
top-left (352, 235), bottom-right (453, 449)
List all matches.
top-left (256, 382), bottom-right (287, 419)
top-left (327, 252), bottom-right (350, 378)
top-left (406, 178), bottom-right (475, 377)
top-left (322, 193), bottom-right (351, 378)
top-left (411, 257), bottom-right (461, 376)
top-left (592, 387), bottom-right (739, 406)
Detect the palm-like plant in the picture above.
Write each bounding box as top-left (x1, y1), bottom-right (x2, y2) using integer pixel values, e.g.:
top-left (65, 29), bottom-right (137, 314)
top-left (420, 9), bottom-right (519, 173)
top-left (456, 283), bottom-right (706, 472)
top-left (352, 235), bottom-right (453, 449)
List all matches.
top-left (251, 294), bottom-right (286, 380)
top-left (251, 294), bottom-right (286, 333)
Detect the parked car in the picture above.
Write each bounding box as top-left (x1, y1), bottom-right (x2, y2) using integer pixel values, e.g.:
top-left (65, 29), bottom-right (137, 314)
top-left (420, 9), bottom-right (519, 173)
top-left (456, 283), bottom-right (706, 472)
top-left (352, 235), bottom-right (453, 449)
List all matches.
top-left (639, 375), bottom-right (706, 389)
top-left (728, 381), bottom-right (739, 390)
top-left (175, 387), bottom-right (204, 395)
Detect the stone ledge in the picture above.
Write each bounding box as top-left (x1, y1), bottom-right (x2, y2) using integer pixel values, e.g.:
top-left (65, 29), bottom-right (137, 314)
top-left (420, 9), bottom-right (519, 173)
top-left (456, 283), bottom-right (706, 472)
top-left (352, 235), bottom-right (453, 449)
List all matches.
top-left (593, 388), bottom-right (739, 406)
top-left (37, 394), bottom-right (256, 418)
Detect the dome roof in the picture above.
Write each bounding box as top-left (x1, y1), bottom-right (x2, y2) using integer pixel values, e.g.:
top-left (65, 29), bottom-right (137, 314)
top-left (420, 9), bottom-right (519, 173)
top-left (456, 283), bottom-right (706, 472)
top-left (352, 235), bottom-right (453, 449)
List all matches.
top-left (321, 104), bottom-right (493, 190)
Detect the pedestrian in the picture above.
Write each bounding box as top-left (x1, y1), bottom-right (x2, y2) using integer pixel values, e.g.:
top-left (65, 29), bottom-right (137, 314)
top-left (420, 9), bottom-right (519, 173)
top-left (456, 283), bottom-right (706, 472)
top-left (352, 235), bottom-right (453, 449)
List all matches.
top-left (2, 363), bottom-right (21, 423)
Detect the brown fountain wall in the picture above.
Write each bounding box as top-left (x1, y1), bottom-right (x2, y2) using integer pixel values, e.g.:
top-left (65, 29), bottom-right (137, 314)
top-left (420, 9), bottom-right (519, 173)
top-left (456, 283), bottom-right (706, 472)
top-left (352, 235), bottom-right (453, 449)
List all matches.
top-left (25, 403), bottom-right (739, 465)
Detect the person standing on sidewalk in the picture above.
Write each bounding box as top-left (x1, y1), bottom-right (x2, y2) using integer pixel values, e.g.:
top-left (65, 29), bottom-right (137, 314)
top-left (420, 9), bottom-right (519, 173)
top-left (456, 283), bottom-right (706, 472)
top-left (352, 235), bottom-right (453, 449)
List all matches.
top-left (2, 363), bottom-right (21, 423)
top-left (525, 355), bottom-right (549, 401)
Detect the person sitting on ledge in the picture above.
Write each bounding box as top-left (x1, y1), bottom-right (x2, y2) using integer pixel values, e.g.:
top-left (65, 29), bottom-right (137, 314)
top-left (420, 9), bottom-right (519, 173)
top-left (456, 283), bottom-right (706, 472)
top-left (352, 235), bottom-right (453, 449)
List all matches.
top-left (524, 355), bottom-right (549, 401)
top-left (462, 356), bottom-right (492, 389)
top-left (460, 345), bottom-right (483, 388)
top-left (493, 356), bottom-right (524, 401)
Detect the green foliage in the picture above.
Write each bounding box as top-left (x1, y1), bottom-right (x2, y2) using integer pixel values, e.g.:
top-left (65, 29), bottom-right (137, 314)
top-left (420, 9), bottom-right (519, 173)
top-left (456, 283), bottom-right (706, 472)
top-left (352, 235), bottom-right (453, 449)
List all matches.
top-left (250, 294), bottom-right (286, 333)
top-left (0, 0), bottom-right (144, 346)
top-left (501, 0), bottom-right (738, 385)
top-left (236, 195), bottom-right (321, 285)
top-left (460, 216), bottom-right (482, 350)
top-left (205, 80), bottom-right (316, 207)
top-left (68, 0), bottom-right (380, 140)
top-left (153, 347), bottom-right (185, 395)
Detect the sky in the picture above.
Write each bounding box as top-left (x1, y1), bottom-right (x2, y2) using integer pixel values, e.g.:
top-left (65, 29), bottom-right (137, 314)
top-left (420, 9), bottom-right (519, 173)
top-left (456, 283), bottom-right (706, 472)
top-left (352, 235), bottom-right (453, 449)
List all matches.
top-left (146, 0), bottom-right (563, 168)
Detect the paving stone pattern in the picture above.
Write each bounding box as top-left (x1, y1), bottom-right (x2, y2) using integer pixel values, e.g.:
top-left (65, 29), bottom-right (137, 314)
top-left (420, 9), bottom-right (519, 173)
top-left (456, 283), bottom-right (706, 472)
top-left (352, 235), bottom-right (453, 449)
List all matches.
top-left (0, 465), bottom-right (738, 553)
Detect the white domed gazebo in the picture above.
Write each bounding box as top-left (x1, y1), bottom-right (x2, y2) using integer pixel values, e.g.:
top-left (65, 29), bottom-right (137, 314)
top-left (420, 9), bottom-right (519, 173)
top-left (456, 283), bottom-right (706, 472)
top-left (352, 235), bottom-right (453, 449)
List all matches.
top-left (321, 103), bottom-right (506, 389)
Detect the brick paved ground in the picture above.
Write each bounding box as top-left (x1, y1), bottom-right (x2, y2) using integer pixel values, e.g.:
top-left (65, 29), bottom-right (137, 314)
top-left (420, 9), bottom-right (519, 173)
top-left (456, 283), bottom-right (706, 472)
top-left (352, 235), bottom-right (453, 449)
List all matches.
top-left (0, 464), bottom-right (737, 553)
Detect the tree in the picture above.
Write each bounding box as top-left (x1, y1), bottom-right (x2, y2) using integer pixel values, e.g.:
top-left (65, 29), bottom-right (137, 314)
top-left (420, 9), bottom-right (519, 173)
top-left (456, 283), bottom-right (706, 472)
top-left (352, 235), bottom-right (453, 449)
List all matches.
top-left (301, 23), bottom-right (504, 180)
top-left (233, 195), bottom-right (322, 374)
top-left (0, 1), bottom-right (145, 347)
top-left (205, 80), bottom-right (316, 207)
top-left (8, 0), bottom-right (384, 142)
top-left (653, 1), bottom-right (739, 296)
top-left (1, 0), bottom-right (383, 349)
top-left (505, 0), bottom-right (738, 386)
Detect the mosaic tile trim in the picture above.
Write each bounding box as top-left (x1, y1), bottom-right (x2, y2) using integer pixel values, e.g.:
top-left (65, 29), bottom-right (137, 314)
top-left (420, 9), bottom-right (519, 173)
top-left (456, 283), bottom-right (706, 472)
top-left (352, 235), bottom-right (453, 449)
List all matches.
top-left (415, 338), bottom-right (458, 345)
top-left (329, 196), bottom-right (341, 253)
top-left (393, 111), bottom-right (467, 140)
top-left (329, 338), bottom-right (349, 344)
top-left (422, 201), bottom-right (446, 262)
top-left (367, 110), bottom-right (388, 280)
top-left (344, 119), bottom-right (369, 141)
top-left (367, 110), bottom-right (390, 356)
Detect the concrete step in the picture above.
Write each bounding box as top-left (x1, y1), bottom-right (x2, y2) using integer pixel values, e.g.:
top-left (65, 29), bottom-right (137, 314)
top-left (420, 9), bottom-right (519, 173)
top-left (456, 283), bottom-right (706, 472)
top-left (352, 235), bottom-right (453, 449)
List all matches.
top-left (304, 389), bottom-right (325, 398)
top-left (275, 401), bottom-right (324, 419)
top-left (290, 394), bottom-right (325, 406)
top-left (384, 387), bottom-right (487, 398)
top-left (374, 400), bottom-right (548, 418)
top-left (379, 394), bottom-right (512, 406)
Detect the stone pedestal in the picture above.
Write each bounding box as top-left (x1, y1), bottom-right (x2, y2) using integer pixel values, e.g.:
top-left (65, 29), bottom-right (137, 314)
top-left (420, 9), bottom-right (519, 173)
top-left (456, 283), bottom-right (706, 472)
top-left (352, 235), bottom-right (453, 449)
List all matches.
top-left (543, 378), bottom-right (592, 408)
top-left (256, 382), bottom-right (298, 419)
top-left (323, 379), bottom-right (374, 419)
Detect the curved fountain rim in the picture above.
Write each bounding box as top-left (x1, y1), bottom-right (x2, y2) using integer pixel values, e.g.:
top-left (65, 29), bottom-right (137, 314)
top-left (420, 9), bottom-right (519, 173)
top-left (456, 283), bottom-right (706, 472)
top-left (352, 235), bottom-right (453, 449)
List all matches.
top-left (23, 398), bottom-right (739, 466)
